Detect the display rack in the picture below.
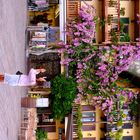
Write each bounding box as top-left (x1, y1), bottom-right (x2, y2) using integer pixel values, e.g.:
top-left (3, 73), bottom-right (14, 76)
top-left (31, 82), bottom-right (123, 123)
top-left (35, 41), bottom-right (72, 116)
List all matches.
top-left (26, 25), bottom-right (50, 56)
top-left (26, 25), bottom-right (60, 56)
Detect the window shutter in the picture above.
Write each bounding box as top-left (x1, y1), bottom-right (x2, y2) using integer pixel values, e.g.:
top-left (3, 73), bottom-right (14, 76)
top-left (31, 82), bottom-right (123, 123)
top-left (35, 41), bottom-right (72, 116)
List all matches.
top-left (66, 0), bottom-right (81, 20)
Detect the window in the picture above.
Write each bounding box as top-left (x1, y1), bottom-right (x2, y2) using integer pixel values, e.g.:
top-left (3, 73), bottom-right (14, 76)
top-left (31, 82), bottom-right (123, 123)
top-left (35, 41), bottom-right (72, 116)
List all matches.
top-left (120, 18), bottom-right (129, 33)
top-left (120, 17), bottom-right (130, 42)
top-left (28, 1), bottom-right (60, 27)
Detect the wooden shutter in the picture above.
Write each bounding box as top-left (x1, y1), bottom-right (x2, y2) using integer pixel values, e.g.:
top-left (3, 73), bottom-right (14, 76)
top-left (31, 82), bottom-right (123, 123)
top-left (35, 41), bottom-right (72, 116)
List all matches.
top-left (66, 0), bottom-right (81, 20)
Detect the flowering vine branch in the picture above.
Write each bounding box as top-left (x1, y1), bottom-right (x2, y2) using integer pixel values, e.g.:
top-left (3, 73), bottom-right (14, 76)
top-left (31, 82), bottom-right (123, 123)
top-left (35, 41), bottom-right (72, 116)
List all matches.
top-left (57, 4), bottom-right (140, 131)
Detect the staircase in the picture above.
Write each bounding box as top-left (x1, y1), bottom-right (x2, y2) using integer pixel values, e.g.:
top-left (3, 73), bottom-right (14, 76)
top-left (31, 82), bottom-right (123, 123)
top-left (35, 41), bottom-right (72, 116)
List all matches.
top-left (71, 104), bottom-right (96, 140)
top-left (105, 0), bottom-right (120, 42)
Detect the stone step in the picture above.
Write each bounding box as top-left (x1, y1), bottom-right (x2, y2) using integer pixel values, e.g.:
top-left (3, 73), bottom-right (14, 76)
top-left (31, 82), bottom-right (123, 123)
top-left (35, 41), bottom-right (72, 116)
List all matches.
top-left (82, 125), bottom-right (96, 131)
top-left (82, 105), bottom-right (95, 111)
top-left (82, 138), bottom-right (96, 140)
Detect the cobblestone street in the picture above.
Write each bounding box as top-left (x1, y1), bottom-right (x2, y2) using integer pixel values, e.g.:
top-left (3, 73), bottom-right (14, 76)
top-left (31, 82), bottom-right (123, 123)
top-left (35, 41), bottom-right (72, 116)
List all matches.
top-left (0, 0), bottom-right (27, 139)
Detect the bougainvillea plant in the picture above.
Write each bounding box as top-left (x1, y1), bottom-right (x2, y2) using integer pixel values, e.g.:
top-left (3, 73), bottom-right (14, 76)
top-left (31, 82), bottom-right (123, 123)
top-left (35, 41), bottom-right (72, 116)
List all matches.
top-left (58, 4), bottom-right (140, 109)
top-left (57, 4), bottom-right (140, 138)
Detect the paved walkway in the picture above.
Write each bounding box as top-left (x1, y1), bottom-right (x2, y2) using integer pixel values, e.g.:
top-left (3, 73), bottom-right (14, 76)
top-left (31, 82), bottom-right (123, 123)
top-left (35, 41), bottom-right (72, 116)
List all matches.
top-left (0, 0), bottom-right (27, 139)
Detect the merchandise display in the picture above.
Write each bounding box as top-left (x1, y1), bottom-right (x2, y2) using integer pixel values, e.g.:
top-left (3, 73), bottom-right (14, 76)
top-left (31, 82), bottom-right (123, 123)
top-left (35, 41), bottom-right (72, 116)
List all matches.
top-left (28, 0), bottom-right (49, 11)
top-left (26, 25), bottom-right (49, 55)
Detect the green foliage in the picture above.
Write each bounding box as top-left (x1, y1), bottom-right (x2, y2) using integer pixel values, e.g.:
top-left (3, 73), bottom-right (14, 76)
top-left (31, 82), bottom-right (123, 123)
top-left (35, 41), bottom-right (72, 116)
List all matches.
top-left (116, 120), bottom-right (123, 127)
top-left (109, 129), bottom-right (123, 140)
top-left (120, 33), bottom-right (130, 42)
top-left (68, 44), bottom-right (98, 77)
top-left (120, 21), bottom-right (130, 42)
top-left (51, 74), bottom-right (77, 120)
top-left (99, 19), bottom-right (106, 27)
top-left (110, 29), bottom-right (118, 44)
top-left (120, 21), bottom-right (124, 33)
top-left (36, 129), bottom-right (48, 140)
top-left (75, 105), bottom-right (83, 140)
top-left (129, 95), bottom-right (140, 120)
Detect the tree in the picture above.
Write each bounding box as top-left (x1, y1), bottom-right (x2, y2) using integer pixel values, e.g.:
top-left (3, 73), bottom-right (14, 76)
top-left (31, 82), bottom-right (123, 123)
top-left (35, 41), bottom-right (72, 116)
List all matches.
top-left (51, 74), bottom-right (77, 120)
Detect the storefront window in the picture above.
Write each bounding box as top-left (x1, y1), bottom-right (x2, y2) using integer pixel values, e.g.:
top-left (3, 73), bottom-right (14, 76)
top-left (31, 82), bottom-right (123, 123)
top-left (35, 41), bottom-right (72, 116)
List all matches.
top-left (28, 0), bottom-right (59, 26)
top-left (27, 0), bottom-right (60, 44)
top-left (26, 1), bottom-right (61, 79)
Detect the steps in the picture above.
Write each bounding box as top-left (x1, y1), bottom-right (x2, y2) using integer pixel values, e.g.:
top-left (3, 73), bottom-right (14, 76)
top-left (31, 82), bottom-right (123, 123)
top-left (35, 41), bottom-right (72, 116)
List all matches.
top-left (72, 104), bottom-right (96, 140)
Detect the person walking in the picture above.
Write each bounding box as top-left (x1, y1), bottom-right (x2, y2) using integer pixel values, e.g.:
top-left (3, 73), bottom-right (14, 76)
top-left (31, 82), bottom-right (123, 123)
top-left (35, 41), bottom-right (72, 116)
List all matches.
top-left (0, 68), bottom-right (46, 86)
